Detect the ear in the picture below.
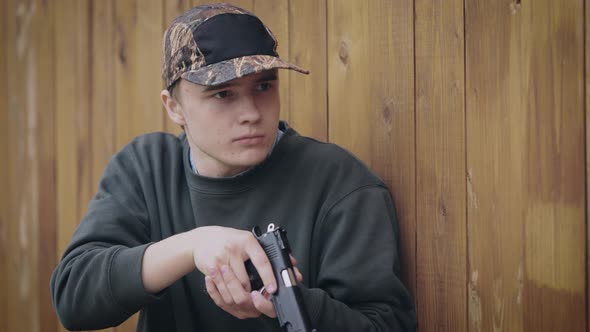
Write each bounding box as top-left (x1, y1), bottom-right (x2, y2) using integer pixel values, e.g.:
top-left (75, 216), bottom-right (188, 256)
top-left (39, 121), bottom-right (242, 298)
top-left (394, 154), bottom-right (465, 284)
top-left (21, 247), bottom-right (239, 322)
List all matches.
top-left (161, 89), bottom-right (186, 126)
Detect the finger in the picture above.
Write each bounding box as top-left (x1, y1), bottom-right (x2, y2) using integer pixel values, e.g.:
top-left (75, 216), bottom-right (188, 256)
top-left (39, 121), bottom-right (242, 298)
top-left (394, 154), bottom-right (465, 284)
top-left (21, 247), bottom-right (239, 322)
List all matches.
top-left (208, 275), bottom-right (259, 320)
top-left (221, 265), bottom-right (252, 307)
top-left (245, 238), bottom-right (277, 294)
top-left (230, 256), bottom-right (252, 292)
top-left (290, 254), bottom-right (297, 266)
top-left (294, 266), bottom-right (303, 284)
top-left (209, 267), bottom-right (233, 304)
top-left (251, 290), bottom-right (276, 318)
top-left (205, 276), bottom-right (223, 307)
top-left (260, 287), bottom-right (272, 300)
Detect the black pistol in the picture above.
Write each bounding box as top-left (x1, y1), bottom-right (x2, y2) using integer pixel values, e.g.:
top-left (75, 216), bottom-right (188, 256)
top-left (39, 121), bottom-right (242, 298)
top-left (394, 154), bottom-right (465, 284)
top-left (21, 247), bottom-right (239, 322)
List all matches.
top-left (245, 223), bottom-right (316, 332)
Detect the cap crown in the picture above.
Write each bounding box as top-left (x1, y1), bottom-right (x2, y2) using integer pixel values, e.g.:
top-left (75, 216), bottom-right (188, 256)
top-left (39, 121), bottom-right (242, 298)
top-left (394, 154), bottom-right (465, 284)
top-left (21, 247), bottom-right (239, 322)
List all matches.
top-left (162, 3), bottom-right (278, 89)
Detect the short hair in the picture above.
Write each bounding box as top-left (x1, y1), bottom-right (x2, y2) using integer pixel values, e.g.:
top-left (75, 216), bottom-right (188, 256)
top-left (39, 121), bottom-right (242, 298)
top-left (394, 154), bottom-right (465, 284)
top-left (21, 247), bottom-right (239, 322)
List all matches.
top-left (168, 79), bottom-right (181, 102)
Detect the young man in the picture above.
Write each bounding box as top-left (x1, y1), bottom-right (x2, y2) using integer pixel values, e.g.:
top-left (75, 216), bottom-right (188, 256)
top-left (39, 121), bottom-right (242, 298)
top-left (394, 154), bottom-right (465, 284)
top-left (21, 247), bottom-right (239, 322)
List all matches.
top-left (51, 3), bottom-right (416, 331)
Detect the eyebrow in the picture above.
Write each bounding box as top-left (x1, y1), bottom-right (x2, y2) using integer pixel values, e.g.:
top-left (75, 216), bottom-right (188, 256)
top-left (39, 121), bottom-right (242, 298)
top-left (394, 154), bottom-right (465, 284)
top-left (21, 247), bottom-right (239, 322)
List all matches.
top-left (202, 72), bottom-right (278, 92)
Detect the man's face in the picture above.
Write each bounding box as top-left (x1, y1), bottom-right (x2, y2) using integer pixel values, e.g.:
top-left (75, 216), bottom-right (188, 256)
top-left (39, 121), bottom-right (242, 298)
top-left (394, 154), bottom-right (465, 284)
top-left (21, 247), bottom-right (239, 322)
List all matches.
top-left (166, 70), bottom-right (280, 177)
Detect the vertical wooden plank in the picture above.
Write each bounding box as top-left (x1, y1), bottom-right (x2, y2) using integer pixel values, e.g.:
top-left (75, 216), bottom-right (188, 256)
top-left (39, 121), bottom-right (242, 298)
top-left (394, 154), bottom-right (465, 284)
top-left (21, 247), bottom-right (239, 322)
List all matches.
top-left (163, 0), bottom-right (191, 135)
top-left (327, 1), bottom-right (370, 157)
top-left (115, 0), bottom-right (164, 150)
top-left (415, 0), bottom-right (466, 330)
top-left (36, 0), bottom-right (58, 330)
top-left (0, 0), bottom-right (8, 330)
top-left (135, 0), bottom-right (165, 137)
top-left (466, 0), bottom-right (586, 331)
top-left (5, 0), bottom-right (58, 330)
top-left (288, 0), bottom-right (327, 140)
top-left (115, 0), bottom-right (138, 149)
top-left (587, 0), bottom-right (590, 330)
top-left (55, 1), bottom-right (94, 331)
top-left (4, 1), bottom-right (21, 330)
top-left (55, 0), bottom-right (92, 285)
top-left (92, 0), bottom-right (117, 189)
top-left (327, 0), bottom-right (416, 296)
top-left (466, 1), bottom-right (523, 328)
top-left (164, 0), bottom-right (191, 39)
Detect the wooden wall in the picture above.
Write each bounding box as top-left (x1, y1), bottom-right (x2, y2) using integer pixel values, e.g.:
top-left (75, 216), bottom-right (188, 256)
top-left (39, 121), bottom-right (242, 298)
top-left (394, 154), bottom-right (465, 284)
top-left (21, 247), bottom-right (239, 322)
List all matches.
top-left (0, 0), bottom-right (586, 331)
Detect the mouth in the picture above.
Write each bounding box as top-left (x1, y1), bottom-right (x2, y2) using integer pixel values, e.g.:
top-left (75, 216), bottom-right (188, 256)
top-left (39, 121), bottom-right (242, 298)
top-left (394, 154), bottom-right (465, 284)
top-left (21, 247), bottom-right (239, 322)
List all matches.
top-left (233, 134), bottom-right (265, 145)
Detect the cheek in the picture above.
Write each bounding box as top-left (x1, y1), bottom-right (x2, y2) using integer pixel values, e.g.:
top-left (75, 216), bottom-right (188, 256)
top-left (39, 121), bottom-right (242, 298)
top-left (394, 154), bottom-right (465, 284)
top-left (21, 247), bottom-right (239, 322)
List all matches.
top-left (259, 92), bottom-right (280, 117)
top-left (184, 108), bottom-right (230, 147)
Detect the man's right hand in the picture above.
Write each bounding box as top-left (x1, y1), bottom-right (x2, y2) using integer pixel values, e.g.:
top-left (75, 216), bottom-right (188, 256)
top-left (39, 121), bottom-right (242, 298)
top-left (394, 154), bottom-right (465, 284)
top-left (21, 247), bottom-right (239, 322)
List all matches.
top-left (190, 226), bottom-right (278, 315)
top-left (142, 226), bottom-right (278, 319)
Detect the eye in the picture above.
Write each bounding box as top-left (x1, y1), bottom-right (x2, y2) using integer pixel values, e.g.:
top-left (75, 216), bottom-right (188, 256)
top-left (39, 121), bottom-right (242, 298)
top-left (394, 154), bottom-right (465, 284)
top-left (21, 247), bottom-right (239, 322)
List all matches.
top-left (257, 82), bottom-right (273, 92)
top-left (213, 90), bottom-right (232, 99)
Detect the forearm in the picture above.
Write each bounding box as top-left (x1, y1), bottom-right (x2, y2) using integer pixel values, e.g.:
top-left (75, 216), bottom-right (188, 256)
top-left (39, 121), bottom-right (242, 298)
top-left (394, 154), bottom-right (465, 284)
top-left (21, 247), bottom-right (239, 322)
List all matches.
top-left (141, 230), bottom-right (196, 293)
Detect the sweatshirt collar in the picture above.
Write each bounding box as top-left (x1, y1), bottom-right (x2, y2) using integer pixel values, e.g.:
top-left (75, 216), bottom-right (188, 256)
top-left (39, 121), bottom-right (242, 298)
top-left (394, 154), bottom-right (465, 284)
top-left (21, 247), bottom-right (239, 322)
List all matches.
top-left (182, 121), bottom-right (293, 194)
top-left (188, 128), bottom-right (285, 177)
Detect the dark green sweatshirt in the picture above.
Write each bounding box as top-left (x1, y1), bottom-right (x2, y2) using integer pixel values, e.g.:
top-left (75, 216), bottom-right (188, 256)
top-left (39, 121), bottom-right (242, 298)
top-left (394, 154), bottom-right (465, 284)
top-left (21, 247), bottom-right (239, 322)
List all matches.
top-left (50, 123), bottom-right (416, 331)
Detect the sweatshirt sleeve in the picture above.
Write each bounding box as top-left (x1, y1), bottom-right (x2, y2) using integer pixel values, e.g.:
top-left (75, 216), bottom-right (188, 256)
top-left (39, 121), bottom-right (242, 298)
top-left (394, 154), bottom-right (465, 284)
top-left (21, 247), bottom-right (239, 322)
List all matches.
top-left (302, 185), bottom-right (417, 332)
top-left (50, 145), bottom-right (159, 330)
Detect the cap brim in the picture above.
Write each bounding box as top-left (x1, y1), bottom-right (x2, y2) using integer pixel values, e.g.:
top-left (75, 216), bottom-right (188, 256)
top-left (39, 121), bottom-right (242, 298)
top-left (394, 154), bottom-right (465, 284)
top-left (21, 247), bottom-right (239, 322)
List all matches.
top-left (181, 55), bottom-right (309, 86)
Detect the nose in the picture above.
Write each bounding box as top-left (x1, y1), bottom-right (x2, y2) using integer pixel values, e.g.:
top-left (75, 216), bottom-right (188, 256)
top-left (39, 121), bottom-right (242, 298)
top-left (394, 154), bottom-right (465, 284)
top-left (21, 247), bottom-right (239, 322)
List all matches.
top-left (237, 94), bottom-right (262, 124)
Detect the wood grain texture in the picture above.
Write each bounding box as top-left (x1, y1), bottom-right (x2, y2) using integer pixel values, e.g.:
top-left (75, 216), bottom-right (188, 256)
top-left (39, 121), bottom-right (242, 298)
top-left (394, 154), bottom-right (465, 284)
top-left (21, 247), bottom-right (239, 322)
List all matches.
top-left (114, 0), bottom-right (164, 151)
top-left (587, 0), bottom-right (590, 330)
top-left (287, 0), bottom-right (327, 140)
top-left (4, 2), bottom-right (20, 330)
top-left (36, 1), bottom-right (58, 331)
top-left (466, 0), bottom-right (586, 330)
top-left (55, 0), bottom-right (92, 282)
top-left (92, 0), bottom-right (116, 189)
top-left (0, 0), bottom-right (8, 331)
top-left (4, 0), bottom-right (58, 330)
top-left (327, 0), bottom-right (416, 295)
top-left (134, 0), bottom-right (165, 138)
top-left (164, 0), bottom-right (191, 30)
top-left (114, 0), bottom-right (138, 149)
top-left (415, 0), bottom-right (466, 330)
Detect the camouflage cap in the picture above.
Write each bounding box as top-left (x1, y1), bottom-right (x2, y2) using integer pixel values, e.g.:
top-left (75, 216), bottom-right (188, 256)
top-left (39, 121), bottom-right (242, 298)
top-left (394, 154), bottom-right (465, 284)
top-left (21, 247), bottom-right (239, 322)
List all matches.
top-left (162, 3), bottom-right (309, 89)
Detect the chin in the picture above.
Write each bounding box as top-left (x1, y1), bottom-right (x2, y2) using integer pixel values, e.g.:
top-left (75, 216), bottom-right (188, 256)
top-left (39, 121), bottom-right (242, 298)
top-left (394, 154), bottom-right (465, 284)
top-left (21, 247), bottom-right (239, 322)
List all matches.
top-left (234, 149), bottom-right (271, 168)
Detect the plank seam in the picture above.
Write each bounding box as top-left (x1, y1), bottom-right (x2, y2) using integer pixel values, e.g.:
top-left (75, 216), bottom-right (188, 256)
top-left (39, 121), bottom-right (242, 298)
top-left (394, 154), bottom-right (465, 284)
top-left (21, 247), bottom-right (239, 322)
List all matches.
top-left (287, 0), bottom-right (291, 129)
top-left (463, 0), bottom-right (469, 331)
top-left (585, 0), bottom-right (589, 330)
top-left (325, 0), bottom-right (329, 143)
top-left (412, 0), bottom-right (419, 326)
top-left (161, 0), bottom-right (166, 130)
top-left (88, 0), bottom-right (94, 210)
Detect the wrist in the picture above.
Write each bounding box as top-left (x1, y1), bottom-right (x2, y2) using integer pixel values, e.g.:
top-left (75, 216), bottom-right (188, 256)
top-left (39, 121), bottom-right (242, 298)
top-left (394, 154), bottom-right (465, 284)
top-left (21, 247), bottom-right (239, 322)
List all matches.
top-left (142, 231), bottom-right (198, 293)
top-left (181, 228), bottom-right (200, 266)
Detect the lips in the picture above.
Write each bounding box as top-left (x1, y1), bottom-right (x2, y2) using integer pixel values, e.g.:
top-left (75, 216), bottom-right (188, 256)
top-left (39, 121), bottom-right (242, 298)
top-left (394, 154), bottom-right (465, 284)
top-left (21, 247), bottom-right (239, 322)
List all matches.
top-left (233, 134), bottom-right (265, 145)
